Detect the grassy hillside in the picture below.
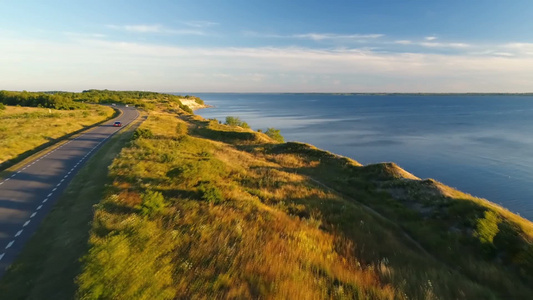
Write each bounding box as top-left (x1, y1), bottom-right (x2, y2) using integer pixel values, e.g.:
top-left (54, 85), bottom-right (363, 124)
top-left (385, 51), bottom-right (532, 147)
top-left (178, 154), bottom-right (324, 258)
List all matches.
top-left (0, 105), bottom-right (114, 165)
top-left (76, 103), bottom-right (532, 299)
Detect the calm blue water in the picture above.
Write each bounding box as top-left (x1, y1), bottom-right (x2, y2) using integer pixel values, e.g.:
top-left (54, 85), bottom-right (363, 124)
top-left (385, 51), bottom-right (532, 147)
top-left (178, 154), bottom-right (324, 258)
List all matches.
top-left (192, 93), bottom-right (533, 220)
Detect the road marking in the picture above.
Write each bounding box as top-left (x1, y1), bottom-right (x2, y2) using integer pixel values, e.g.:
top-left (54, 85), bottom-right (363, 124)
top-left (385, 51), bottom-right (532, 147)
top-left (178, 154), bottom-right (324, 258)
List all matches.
top-left (5, 178), bottom-right (10, 182)
top-left (23, 220), bottom-right (30, 227)
top-left (11, 174), bottom-right (15, 178)
top-left (52, 188), bottom-right (57, 191)
top-left (5, 241), bottom-right (14, 249)
top-left (60, 179), bottom-right (64, 183)
top-left (64, 175), bottom-right (68, 178)
top-left (0, 253), bottom-right (4, 261)
top-left (57, 183), bottom-right (61, 187)
top-left (30, 212), bottom-right (37, 218)
top-left (15, 230), bottom-right (23, 237)
top-left (37, 205), bottom-right (42, 210)
top-left (48, 193), bottom-right (53, 197)
top-left (17, 171), bottom-right (21, 174)
top-left (42, 198), bottom-right (48, 203)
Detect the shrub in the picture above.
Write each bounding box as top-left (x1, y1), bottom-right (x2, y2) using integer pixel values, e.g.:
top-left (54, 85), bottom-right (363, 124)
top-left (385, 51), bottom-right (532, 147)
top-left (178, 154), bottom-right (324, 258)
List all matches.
top-left (139, 191), bottom-right (166, 217)
top-left (0, 103), bottom-right (5, 110)
top-left (133, 128), bottom-right (154, 140)
top-left (265, 127), bottom-right (285, 143)
top-left (225, 116), bottom-right (250, 128)
top-left (179, 103), bottom-right (193, 114)
top-left (198, 183), bottom-right (224, 204)
top-left (475, 210), bottom-right (501, 244)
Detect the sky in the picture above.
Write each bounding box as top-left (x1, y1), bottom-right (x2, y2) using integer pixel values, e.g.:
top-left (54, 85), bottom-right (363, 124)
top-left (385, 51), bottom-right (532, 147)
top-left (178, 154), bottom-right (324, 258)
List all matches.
top-left (1, 0), bottom-right (533, 92)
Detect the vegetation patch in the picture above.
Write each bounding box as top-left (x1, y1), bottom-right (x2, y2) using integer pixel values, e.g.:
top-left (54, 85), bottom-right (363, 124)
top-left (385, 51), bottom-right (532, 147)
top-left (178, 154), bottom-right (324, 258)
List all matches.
top-left (0, 105), bottom-right (114, 165)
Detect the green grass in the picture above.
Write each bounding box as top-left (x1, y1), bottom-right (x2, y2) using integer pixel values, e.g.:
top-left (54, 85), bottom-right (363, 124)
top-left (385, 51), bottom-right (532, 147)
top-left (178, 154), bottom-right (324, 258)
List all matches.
top-left (2, 102), bottom-right (532, 299)
top-left (76, 109), bottom-right (532, 299)
top-left (0, 113), bottom-right (144, 299)
top-left (0, 105), bottom-right (115, 165)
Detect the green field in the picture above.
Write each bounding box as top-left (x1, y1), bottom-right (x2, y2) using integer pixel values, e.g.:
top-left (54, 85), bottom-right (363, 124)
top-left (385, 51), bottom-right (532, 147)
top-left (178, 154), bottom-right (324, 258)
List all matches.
top-left (0, 105), bottom-right (115, 165)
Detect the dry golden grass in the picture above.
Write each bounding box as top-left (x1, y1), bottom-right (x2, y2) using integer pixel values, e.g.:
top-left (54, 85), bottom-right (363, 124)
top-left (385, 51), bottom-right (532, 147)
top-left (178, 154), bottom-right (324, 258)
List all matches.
top-left (78, 109), bottom-right (532, 299)
top-left (78, 112), bottom-right (399, 299)
top-left (0, 105), bottom-right (114, 164)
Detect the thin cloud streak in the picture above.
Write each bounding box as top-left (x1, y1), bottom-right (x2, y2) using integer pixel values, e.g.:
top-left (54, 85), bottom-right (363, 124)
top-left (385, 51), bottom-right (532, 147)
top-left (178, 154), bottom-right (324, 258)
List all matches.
top-left (244, 31), bottom-right (384, 41)
top-left (107, 24), bottom-right (206, 35)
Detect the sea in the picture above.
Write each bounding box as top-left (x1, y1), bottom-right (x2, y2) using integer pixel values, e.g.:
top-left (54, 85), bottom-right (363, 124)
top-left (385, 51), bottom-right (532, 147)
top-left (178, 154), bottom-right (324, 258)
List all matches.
top-left (190, 93), bottom-right (533, 221)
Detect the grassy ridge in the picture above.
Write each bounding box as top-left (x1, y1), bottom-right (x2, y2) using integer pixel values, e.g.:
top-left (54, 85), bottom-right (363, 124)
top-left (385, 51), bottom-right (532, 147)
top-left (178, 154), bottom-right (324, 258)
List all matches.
top-left (76, 104), bottom-right (533, 299)
top-left (77, 111), bottom-right (397, 299)
top-left (0, 105), bottom-right (114, 165)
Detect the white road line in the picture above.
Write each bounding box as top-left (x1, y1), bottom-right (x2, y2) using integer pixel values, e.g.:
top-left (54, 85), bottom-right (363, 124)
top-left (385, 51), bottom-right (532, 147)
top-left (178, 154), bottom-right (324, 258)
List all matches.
top-left (10, 174), bottom-right (15, 178)
top-left (37, 205), bottom-right (42, 210)
top-left (23, 220), bottom-right (30, 227)
top-left (5, 178), bottom-right (10, 182)
top-left (57, 182), bottom-right (61, 186)
top-left (17, 171), bottom-right (21, 174)
top-left (5, 241), bottom-right (14, 249)
top-left (64, 175), bottom-right (68, 178)
top-left (60, 179), bottom-right (64, 183)
top-left (0, 253), bottom-right (4, 261)
top-left (43, 198), bottom-right (48, 203)
top-left (48, 193), bottom-right (53, 197)
top-left (0, 182), bottom-right (3, 186)
top-left (52, 188), bottom-right (57, 191)
top-left (15, 230), bottom-right (23, 237)
top-left (30, 212), bottom-right (37, 218)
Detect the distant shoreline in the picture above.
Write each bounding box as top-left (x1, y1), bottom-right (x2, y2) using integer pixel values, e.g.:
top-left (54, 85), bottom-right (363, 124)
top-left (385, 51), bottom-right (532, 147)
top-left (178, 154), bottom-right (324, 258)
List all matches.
top-left (176, 92), bottom-right (533, 96)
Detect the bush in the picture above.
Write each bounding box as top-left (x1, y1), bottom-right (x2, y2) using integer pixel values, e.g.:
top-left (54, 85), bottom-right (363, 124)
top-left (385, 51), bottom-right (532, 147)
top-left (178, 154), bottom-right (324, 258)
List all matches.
top-left (139, 191), bottom-right (166, 217)
top-left (133, 128), bottom-right (154, 140)
top-left (475, 211), bottom-right (501, 244)
top-left (225, 116), bottom-right (250, 128)
top-left (265, 127), bottom-right (285, 143)
top-left (198, 183), bottom-right (224, 204)
top-left (0, 103), bottom-right (5, 110)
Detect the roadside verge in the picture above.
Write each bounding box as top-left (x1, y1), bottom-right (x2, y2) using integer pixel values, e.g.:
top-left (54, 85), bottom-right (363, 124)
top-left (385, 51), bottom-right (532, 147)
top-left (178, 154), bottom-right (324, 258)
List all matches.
top-left (0, 111), bottom-right (145, 299)
top-left (0, 106), bottom-right (122, 176)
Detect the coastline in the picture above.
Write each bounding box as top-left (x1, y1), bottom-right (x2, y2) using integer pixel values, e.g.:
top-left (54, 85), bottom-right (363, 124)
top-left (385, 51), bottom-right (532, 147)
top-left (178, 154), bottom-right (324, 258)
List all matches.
top-left (179, 98), bottom-right (212, 111)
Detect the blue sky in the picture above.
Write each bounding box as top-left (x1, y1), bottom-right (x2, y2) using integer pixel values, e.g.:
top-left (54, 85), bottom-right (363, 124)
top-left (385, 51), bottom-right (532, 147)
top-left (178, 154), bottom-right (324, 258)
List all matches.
top-left (1, 0), bottom-right (533, 92)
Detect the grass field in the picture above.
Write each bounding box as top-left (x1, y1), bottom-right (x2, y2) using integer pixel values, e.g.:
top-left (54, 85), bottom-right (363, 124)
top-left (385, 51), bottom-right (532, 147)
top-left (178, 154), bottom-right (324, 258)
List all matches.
top-left (76, 107), bottom-right (532, 299)
top-left (0, 105), bottom-right (115, 165)
top-left (1, 96), bottom-right (531, 299)
top-left (0, 112), bottom-right (144, 299)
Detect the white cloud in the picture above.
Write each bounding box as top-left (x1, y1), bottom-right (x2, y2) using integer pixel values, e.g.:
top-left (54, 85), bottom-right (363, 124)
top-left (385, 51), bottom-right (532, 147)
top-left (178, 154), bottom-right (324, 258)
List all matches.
top-left (293, 33), bottom-right (385, 41)
top-left (394, 40), bottom-right (412, 45)
top-left (425, 36), bottom-right (437, 41)
top-left (244, 31), bottom-right (384, 41)
top-left (1, 37), bottom-right (533, 92)
top-left (107, 24), bottom-right (205, 35)
top-left (419, 42), bottom-right (470, 48)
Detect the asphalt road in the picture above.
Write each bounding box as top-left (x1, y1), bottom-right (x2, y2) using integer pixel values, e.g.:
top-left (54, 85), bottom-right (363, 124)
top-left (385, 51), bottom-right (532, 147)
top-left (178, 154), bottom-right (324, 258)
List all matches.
top-left (0, 106), bottom-right (139, 277)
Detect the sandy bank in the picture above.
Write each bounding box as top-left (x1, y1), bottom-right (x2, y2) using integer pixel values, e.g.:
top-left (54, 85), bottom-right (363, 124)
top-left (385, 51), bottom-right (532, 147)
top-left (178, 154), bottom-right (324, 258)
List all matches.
top-left (179, 98), bottom-right (212, 111)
